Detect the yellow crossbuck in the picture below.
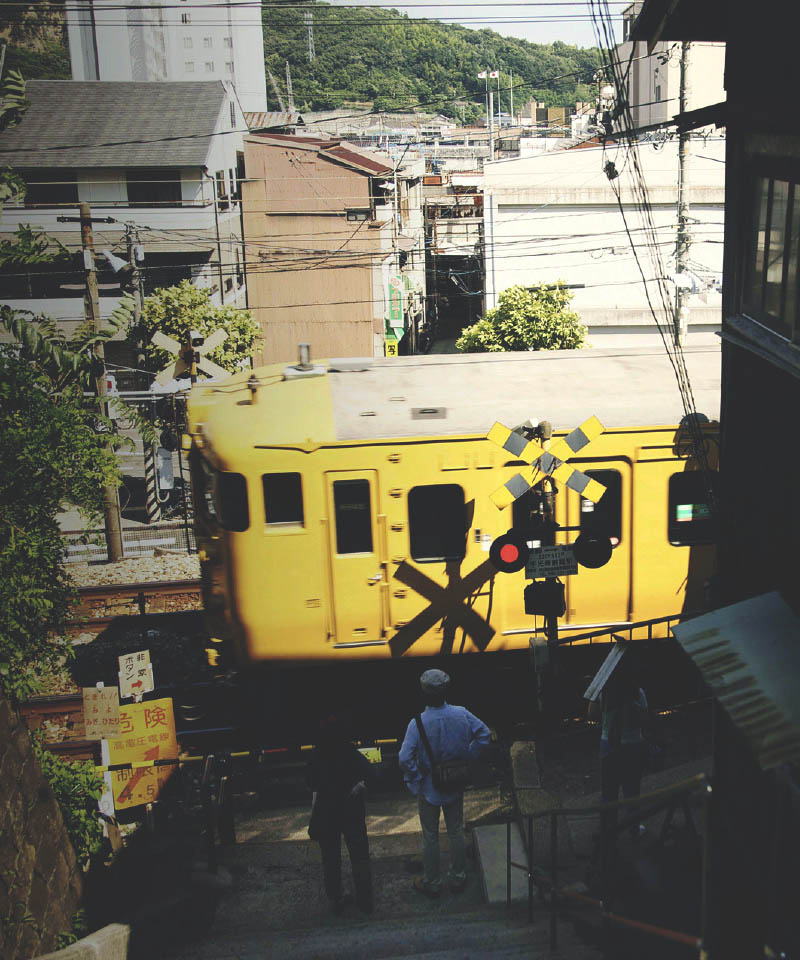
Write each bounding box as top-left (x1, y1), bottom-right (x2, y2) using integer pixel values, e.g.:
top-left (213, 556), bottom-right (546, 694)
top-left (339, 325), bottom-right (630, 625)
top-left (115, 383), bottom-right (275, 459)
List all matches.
top-left (487, 416), bottom-right (607, 509)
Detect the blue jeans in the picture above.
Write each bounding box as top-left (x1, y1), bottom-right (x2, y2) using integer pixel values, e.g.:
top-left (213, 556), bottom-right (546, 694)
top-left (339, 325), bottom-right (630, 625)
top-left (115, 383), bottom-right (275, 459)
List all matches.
top-left (418, 793), bottom-right (466, 889)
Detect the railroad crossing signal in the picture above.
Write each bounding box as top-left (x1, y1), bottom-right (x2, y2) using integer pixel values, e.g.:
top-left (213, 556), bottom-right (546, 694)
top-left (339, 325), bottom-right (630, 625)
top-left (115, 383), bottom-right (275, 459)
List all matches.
top-left (486, 415), bottom-right (607, 509)
top-left (152, 329), bottom-right (231, 386)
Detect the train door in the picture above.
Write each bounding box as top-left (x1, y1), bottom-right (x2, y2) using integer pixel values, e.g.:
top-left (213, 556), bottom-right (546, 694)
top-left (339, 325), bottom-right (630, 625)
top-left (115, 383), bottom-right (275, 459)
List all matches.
top-left (561, 463), bottom-right (632, 629)
top-left (325, 471), bottom-right (388, 646)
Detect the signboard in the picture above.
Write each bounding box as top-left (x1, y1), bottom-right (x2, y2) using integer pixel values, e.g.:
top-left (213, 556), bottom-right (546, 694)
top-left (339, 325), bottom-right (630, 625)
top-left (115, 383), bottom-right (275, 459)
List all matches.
top-left (358, 747), bottom-right (382, 764)
top-left (525, 544), bottom-right (578, 579)
top-left (118, 649), bottom-right (154, 700)
top-left (385, 335), bottom-right (398, 357)
top-left (107, 697), bottom-right (178, 810)
top-left (82, 686), bottom-right (120, 740)
top-left (388, 275), bottom-right (403, 325)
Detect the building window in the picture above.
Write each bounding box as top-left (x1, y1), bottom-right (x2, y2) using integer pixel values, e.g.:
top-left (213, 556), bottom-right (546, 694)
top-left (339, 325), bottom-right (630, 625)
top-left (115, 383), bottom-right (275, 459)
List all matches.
top-left (203, 36), bottom-right (212, 48)
top-left (346, 208), bottom-right (371, 222)
top-left (263, 473), bottom-right (303, 525)
top-left (183, 36), bottom-right (192, 48)
top-left (235, 247), bottom-right (243, 287)
top-left (225, 61), bottom-right (234, 74)
top-left (408, 484), bottom-right (466, 562)
top-left (743, 172), bottom-right (800, 340)
top-left (204, 61), bottom-right (214, 73)
top-left (125, 167), bottom-right (182, 206)
top-left (22, 168), bottom-right (79, 207)
top-left (580, 469), bottom-right (622, 547)
top-left (654, 84), bottom-right (662, 102)
top-left (230, 101), bottom-right (236, 128)
top-left (668, 471), bottom-right (717, 546)
top-left (223, 36), bottom-right (233, 47)
top-left (184, 61), bottom-right (194, 73)
top-left (333, 479), bottom-right (373, 554)
top-left (180, 12), bottom-right (190, 23)
top-left (215, 169), bottom-right (229, 211)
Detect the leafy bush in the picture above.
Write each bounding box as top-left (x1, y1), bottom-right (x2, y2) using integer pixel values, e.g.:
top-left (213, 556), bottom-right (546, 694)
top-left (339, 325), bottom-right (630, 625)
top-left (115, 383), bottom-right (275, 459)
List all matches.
top-left (33, 738), bottom-right (105, 869)
top-left (456, 283), bottom-right (588, 353)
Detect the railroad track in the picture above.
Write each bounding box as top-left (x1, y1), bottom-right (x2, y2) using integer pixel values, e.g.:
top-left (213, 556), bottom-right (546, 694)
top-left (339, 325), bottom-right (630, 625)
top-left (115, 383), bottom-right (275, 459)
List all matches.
top-left (68, 578), bottom-right (203, 637)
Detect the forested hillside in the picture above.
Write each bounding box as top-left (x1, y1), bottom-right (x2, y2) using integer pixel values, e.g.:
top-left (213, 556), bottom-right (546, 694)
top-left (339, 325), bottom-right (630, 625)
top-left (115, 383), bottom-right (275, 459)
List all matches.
top-left (2, 0), bottom-right (604, 119)
top-left (264, 1), bottom-right (602, 119)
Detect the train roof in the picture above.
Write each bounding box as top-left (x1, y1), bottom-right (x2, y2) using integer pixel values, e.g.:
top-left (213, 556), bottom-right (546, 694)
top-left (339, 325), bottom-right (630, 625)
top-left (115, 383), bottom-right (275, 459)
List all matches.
top-left (188, 344), bottom-right (720, 457)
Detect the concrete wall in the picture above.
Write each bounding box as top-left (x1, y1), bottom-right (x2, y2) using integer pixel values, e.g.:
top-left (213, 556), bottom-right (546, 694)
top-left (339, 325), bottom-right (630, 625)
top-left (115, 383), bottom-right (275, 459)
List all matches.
top-left (0, 698), bottom-right (83, 960)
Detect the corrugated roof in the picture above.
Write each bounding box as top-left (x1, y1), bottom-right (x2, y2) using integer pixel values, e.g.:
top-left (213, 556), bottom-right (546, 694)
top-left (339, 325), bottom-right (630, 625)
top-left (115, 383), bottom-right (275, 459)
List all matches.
top-left (0, 81), bottom-right (229, 168)
top-left (672, 593), bottom-right (800, 771)
top-left (322, 144), bottom-right (392, 175)
top-left (245, 111), bottom-right (302, 130)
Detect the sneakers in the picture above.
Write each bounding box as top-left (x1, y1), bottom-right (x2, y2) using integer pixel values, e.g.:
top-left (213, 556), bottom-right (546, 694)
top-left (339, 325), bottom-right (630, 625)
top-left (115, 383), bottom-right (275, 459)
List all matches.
top-left (413, 876), bottom-right (441, 899)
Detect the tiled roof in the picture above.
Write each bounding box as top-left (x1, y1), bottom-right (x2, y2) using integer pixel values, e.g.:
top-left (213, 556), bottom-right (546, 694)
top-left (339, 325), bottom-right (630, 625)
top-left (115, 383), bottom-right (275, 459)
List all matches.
top-left (0, 81), bottom-right (229, 168)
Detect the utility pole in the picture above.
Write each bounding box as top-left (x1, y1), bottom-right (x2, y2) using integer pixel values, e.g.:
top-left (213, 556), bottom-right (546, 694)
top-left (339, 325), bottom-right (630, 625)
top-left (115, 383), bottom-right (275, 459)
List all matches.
top-left (125, 224), bottom-right (146, 386)
top-left (510, 70), bottom-right (514, 124)
top-left (674, 41), bottom-right (691, 346)
top-left (488, 90), bottom-right (495, 161)
top-left (80, 202), bottom-right (124, 561)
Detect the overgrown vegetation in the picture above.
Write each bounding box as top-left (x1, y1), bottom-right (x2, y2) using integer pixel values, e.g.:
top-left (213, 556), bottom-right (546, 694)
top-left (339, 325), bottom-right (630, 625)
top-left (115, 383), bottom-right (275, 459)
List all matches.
top-left (33, 737), bottom-right (105, 868)
top-left (456, 282), bottom-right (588, 352)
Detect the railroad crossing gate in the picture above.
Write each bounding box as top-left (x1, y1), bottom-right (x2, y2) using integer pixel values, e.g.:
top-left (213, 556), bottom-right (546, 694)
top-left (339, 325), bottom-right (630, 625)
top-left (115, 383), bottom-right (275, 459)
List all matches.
top-left (486, 415), bottom-right (607, 509)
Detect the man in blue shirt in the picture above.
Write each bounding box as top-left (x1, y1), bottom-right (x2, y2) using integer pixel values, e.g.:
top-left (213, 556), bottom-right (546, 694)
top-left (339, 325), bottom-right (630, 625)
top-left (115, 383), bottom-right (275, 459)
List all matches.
top-left (399, 669), bottom-right (490, 897)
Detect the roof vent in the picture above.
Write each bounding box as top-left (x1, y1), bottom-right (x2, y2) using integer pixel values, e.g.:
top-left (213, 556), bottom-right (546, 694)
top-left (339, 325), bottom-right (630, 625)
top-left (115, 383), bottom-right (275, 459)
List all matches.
top-left (283, 342), bottom-right (326, 380)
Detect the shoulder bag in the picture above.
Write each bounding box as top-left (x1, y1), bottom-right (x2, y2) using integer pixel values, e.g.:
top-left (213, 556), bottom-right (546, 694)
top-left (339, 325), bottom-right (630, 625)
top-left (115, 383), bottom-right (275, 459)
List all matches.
top-left (415, 714), bottom-right (470, 792)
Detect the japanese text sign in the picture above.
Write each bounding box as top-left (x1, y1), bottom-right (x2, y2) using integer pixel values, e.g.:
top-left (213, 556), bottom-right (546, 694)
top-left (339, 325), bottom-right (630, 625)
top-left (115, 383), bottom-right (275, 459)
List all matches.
top-left (525, 544), bottom-right (578, 579)
top-left (82, 686), bottom-right (120, 740)
top-left (118, 649), bottom-right (154, 699)
top-left (107, 697), bottom-right (178, 811)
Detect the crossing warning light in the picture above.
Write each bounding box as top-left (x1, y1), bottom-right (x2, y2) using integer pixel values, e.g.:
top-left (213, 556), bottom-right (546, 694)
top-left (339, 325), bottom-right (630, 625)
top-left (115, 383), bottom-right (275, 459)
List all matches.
top-left (573, 532), bottom-right (613, 569)
top-left (489, 532), bottom-right (529, 573)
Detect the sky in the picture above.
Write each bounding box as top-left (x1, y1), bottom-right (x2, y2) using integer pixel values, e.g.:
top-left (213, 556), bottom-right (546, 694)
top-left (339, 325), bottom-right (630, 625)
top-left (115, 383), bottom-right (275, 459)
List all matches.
top-left (324, 0), bottom-right (625, 49)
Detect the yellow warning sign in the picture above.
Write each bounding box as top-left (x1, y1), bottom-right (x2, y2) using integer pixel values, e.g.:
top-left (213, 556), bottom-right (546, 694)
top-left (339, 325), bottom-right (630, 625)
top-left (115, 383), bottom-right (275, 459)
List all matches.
top-left (107, 698), bottom-right (178, 810)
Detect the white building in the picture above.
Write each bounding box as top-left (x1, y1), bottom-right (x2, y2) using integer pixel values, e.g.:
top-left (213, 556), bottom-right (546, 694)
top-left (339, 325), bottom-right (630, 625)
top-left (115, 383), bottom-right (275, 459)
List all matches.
top-left (482, 138), bottom-right (725, 348)
top-left (616, 3), bottom-right (725, 130)
top-left (67, 0), bottom-right (267, 113)
top-left (0, 81), bottom-right (248, 349)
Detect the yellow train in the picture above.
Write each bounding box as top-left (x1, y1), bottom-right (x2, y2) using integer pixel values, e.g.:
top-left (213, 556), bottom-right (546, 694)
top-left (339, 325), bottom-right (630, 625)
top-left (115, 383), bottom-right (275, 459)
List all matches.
top-left (186, 345), bottom-right (719, 669)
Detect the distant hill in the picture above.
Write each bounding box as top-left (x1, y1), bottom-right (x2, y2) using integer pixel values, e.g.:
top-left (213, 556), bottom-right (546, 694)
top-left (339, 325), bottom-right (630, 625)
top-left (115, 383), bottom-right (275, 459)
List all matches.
top-left (263, 0), bottom-right (603, 120)
top-left (2, 0), bottom-right (603, 121)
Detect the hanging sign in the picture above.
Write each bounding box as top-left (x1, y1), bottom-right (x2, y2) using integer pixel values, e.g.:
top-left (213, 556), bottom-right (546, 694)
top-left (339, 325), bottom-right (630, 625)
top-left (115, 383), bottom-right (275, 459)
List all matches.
top-left (107, 698), bottom-right (179, 810)
top-left (82, 686), bottom-right (120, 740)
top-left (118, 649), bottom-right (154, 700)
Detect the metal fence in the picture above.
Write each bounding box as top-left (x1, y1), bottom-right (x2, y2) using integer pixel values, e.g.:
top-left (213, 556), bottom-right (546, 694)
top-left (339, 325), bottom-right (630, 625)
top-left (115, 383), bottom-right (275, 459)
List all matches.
top-left (63, 521), bottom-right (196, 562)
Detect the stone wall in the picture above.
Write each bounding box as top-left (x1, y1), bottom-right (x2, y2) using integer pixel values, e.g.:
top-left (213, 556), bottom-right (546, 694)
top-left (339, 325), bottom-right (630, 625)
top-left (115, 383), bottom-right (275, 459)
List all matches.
top-left (0, 696), bottom-right (83, 960)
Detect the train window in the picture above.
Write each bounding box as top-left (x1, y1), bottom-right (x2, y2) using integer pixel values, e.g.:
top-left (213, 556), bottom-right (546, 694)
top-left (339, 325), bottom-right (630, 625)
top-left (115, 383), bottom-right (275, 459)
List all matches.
top-left (195, 456), bottom-right (249, 531)
top-left (668, 471), bottom-right (717, 546)
top-left (580, 470), bottom-right (622, 547)
top-left (217, 472), bottom-right (249, 532)
top-left (262, 473), bottom-right (304, 525)
top-left (333, 479), bottom-right (373, 554)
top-left (408, 484), bottom-right (466, 563)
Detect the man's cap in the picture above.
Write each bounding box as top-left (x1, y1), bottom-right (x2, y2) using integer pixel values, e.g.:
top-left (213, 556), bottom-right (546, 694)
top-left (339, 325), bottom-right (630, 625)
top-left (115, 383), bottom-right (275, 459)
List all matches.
top-left (420, 669), bottom-right (450, 693)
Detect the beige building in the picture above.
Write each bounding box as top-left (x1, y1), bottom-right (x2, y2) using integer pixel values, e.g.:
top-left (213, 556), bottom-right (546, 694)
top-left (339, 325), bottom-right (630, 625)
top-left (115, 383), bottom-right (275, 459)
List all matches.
top-left (242, 134), bottom-right (425, 362)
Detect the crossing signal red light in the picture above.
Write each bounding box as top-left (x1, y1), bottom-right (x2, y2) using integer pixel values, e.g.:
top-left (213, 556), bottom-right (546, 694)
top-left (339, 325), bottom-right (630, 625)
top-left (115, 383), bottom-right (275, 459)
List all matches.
top-left (489, 532), bottom-right (529, 573)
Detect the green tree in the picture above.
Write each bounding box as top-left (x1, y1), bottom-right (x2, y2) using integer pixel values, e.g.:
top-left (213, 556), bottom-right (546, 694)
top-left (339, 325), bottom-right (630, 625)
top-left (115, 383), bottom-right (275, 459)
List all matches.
top-left (456, 283), bottom-right (588, 352)
top-left (140, 280), bottom-right (260, 378)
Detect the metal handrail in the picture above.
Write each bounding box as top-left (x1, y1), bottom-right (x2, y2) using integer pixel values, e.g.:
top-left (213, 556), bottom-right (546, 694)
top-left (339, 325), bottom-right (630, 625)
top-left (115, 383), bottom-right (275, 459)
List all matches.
top-left (506, 773), bottom-right (712, 954)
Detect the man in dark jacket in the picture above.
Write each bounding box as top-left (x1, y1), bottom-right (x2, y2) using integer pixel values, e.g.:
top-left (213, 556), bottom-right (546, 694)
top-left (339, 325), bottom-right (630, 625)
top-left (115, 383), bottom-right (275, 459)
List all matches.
top-left (399, 669), bottom-right (490, 898)
top-left (308, 714), bottom-right (374, 914)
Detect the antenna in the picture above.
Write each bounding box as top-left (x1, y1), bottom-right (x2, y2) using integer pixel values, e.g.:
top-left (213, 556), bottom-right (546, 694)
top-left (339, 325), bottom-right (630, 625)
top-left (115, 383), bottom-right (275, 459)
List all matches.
top-left (285, 61), bottom-right (295, 112)
top-left (304, 11), bottom-right (316, 63)
top-left (267, 68), bottom-right (286, 112)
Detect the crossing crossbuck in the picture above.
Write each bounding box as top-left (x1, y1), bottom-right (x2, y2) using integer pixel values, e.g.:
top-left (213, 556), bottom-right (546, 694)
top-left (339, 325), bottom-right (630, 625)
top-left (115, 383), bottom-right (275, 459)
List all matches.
top-left (152, 329), bottom-right (231, 386)
top-left (486, 416), bottom-right (607, 509)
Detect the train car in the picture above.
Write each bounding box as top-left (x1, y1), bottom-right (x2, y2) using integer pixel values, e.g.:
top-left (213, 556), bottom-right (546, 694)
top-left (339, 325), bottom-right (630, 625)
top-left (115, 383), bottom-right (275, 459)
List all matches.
top-left (185, 345), bottom-right (720, 671)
